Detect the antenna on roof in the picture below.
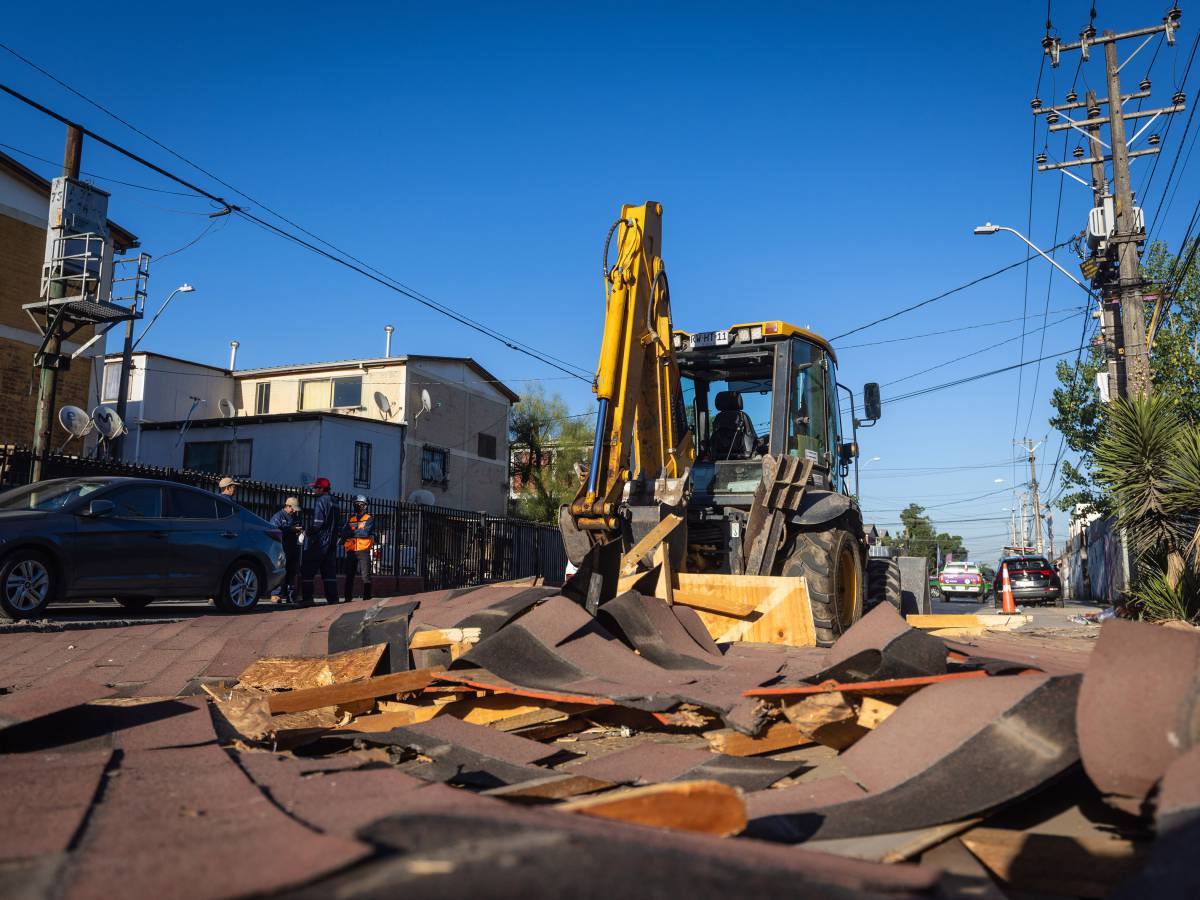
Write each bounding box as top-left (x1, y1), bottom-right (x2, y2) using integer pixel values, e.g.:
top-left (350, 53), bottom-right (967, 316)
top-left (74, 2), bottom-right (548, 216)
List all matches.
top-left (218, 398), bottom-right (235, 419)
top-left (414, 388), bottom-right (436, 421)
top-left (373, 391), bottom-right (396, 420)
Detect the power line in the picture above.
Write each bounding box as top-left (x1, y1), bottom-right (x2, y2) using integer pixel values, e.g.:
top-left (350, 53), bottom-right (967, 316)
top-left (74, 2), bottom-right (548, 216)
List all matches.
top-left (831, 306), bottom-right (1083, 350)
top-left (828, 239), bottom-right (1075, 342)
top-left (0, 79), bottom-right (595, 383)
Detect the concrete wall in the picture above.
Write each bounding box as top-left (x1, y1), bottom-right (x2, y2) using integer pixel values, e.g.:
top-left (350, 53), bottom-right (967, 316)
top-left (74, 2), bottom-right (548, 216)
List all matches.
top-left (137, 416), bottom-right (404, 501)
top-left (402, 359), bottom-right (510, 514)
top-left (234, 361), bottom-right (406, 422)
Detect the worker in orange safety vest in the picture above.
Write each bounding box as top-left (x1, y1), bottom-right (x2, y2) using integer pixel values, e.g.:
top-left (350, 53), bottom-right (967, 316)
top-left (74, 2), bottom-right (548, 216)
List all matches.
top-left (342, 495), bottom-right (375, 602)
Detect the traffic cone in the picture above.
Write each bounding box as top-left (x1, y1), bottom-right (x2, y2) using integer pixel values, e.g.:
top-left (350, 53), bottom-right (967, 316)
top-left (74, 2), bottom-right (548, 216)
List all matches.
top-left (1000, 562), bottom-right (1017, 614)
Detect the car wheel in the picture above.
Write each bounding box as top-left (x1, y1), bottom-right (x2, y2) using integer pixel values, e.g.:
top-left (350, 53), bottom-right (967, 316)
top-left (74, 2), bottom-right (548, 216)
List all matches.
top-left (0, 551), bottom-right (55, 620)
top-left (216, 560), bottom-right (263, 613)
top-left (115, 597), bottom-right (154, 610)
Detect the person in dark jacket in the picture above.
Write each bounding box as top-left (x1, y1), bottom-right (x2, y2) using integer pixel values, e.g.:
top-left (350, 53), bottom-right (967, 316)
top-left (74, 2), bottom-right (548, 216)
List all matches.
top-left (298, 477), bottom-right (341, 606)
top-left (342, 494), bottom-right (375, 602)
top-left (269, 496), bottom-right (303, 603)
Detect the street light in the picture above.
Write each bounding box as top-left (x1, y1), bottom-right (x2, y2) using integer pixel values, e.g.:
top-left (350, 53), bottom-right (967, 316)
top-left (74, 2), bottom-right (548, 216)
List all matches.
top-left (133, 283), bottom-right (196, 350)
top-left (973, 223), bottom-right (1095, 296)
top-left (113, 283), bottom-right (196, 461)
top-left (863, 456), bottom-right (882, 466)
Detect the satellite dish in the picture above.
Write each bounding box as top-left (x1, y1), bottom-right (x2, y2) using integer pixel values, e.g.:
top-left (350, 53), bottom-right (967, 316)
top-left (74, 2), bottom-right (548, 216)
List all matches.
top-left (58, 405), bottom-right (93, 438)
top-left (91, 405), bottom-right (127, 441)
top-left (408, 489), bottom-right (436, 505)
top-left (57, 405), bottom-right (93, 452)
top-left (218, 398), bottom-right (235, 419)
top-left (415, 388), bottom-right (435, 421)
top-left (373, 391), bottom-right (395, 420)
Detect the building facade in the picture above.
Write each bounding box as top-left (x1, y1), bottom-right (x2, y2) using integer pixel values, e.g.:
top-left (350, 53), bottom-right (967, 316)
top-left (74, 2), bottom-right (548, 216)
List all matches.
top-left (0, 151), bottom-right (137, 446)
top-left (103, 352), bottom-right (517, 513)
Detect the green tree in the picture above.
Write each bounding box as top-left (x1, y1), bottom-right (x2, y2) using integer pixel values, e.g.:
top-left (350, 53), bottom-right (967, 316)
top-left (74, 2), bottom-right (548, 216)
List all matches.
top-left (881, 503), bottom-right (969, 572)
top-left (1050, 240), bottom-right (1200, 515)
top-left (508, 384), bottom-right (593, 524)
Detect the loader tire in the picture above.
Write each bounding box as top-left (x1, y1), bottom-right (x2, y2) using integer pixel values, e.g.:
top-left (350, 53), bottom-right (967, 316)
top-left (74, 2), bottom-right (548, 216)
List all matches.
top-left (779, 523), bottom-right (864, 648)
top-left (865, 557), bottom-right (903, 613)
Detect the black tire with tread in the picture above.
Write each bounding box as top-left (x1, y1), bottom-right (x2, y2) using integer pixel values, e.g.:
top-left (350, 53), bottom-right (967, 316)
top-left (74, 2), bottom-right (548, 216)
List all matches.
top-left (865, 557), bottom-right (903, 612)
top-left (779, 523), bottom-right (864, 648)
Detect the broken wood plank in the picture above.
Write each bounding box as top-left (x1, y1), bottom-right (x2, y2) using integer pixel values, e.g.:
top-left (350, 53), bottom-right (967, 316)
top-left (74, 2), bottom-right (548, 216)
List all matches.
top-left (856, 696), bottom-right (899, 730)
top-left (782, 692), bottom-right (869, 751)
top-left (620, 514), bottom-right (683, 575)
top-left (237, 643), bottom-right (386, 691)
top-left (557, 780), bottom-right (746, 836)
top-left (203, 686), bottom-right (273, 741)
top-left (704, 720), bottom-right (813, 757)
top-left (671, 572), bottom-right (792, 616)
top-left (746, 669), bottom-right (996, 698)
top-left (482, 773), bottom-right (614, 802)
top-left (906, 614), bottom-right (1031, 631)
top-left (266, 666), bottom-right (444, 715)
top-left (336, 705), bottom-right (444, 731)
top-left (961, 827), bottom-right (1147, 898)
top-left (652, 543), bottom-right (675, 606)
top-left (408, 628), bottom-right (482, 650)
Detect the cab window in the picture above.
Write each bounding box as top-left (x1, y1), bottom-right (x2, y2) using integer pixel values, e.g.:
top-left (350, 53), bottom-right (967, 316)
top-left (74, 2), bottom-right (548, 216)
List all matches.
top-left (787, 339), bottom-right (827, 458)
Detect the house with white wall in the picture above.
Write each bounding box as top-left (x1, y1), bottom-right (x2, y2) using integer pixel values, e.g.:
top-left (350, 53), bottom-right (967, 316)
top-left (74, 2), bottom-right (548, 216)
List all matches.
top-left (102, 350), bottom-right (518, 513)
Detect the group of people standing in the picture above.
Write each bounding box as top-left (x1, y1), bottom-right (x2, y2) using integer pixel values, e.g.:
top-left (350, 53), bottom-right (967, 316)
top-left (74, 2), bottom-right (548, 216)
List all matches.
top-left (260, 477), bottom-right (376, 606)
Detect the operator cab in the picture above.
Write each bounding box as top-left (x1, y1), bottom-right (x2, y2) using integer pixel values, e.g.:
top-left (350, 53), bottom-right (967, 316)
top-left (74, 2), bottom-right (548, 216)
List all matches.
top-left (676, 321), bottom-right (845, 504)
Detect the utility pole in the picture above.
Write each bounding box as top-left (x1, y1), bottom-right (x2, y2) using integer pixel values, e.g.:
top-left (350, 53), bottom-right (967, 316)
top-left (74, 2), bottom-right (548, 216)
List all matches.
top-left (1104, 34), bottom-right (1151, 397)
top-left (1036, 6), bottom-right (1185, 400)
top-left (30, 125), bottom-right (83, 482)
top-left (1014, 439), bottom-right (1045, 553)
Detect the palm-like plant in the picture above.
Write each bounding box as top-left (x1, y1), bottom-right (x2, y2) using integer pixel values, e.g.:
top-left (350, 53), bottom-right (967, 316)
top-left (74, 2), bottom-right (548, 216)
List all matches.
top-left (1166, 427), bottom-right (1200, 566)
top-left (1093, 395), bottom-right (1190, 589)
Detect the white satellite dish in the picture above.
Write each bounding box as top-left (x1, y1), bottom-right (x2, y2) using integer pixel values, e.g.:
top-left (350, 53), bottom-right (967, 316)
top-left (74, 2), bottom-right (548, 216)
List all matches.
top-left (91, 405), bottom-right (127, 441)
top-left (218, 398), bottom-right (235, 419)
top-left (373, 391), bottom-right (395, 420)
top-left (57, 405), bottom-right (93, 452)
top-left (58, 405), bottom-right (93, 438)
top-left (408, 489), bottom-right (436, 505)
top-left (415, 388), bottom-right (435, 421)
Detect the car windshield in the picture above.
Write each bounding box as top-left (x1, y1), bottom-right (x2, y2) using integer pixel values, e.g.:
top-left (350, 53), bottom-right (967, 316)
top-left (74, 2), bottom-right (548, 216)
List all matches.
top-left (0, 480), bottom-right (108, 511)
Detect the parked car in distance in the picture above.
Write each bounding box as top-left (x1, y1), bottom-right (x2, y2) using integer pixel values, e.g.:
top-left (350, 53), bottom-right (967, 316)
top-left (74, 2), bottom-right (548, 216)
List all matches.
top-left (937, 561), bottom-right (987, 602)
top-left (0, 476), bottom-right (285, 620)
top-left (994, 554), bottom-right (1063, 607)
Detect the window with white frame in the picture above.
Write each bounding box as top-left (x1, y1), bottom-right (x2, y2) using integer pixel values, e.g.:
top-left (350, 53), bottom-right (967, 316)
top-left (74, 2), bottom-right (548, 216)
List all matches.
top-left (298, 375), bottom-right (362, 411)
top-left (102, 363), bottom-right (122, 402)
top-left (254, 382), bottom-right (271, 414)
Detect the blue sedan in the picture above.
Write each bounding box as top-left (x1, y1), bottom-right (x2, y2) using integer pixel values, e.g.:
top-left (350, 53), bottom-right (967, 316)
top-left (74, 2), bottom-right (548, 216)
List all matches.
top-left (0, 476), bottom-right (285, 619)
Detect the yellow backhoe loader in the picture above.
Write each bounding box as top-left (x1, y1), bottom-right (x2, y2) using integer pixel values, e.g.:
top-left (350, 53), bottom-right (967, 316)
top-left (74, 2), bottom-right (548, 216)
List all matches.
top-left (560, 202), bottom-right (889, 646)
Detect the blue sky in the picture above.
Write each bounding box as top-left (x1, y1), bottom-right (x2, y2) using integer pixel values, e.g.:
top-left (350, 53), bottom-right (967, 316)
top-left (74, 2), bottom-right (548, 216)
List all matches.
top-left (3, 1), bottom-right (1195, 561)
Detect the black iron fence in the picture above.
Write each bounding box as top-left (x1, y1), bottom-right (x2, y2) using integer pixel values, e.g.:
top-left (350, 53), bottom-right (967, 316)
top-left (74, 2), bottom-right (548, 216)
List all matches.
top-left (0, 445), bottom-right (566, 591)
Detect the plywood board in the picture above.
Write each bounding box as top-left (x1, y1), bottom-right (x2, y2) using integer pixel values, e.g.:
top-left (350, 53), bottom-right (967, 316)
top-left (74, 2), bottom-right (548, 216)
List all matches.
top-left (557, 780), bottom-right (747, 836)
top-left (704, 720), bottom-right (813, 756)
top-left (675, 574), bottom-right (815, 647)
top-left (906, 614), bottom-right (1031, 631)
top-left (237, 644), bottom-right (385, 691)
top-left (266, 667), bottom-right (444, 715)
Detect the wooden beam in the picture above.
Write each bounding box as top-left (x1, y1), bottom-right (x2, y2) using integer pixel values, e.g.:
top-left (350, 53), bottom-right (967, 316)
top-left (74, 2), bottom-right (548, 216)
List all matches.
top-left (557, 780), bottom-right (747, 836)
top-left (906, 614), bottom-right (1031, 630)
top-left (266, 666), bottom-right (444, 715)
top-left (483, 773), bottom-right (614, 802)
top-left (620, 514), bottom-right (683, 575)
top-left (704, 720), bottom-right (813, 756)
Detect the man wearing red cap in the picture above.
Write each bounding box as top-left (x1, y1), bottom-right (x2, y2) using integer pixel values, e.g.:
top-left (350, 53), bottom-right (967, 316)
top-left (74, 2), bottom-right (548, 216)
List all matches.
top-left (298, 476), bottom-right (341, 606)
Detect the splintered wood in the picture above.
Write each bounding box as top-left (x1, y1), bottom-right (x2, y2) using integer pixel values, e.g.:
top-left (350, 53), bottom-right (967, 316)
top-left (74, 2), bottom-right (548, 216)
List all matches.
top-left (236, 643), bottom-right (385, 691)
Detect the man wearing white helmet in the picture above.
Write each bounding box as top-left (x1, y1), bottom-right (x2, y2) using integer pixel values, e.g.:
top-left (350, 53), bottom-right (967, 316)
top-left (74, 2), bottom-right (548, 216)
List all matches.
top-left (342, 494), bottom-right (375, 602)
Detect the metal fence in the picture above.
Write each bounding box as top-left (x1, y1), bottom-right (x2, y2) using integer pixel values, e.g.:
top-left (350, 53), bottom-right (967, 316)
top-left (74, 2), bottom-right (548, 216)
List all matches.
top-left (0, 445), bottom-right (566, 591)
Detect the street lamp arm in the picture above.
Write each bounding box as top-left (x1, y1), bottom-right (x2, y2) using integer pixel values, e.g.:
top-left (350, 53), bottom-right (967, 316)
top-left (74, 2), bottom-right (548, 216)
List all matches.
top-left (974, 223), bottom-right (1095, 297)
top-left (132, 284), bottom-right (194, 351)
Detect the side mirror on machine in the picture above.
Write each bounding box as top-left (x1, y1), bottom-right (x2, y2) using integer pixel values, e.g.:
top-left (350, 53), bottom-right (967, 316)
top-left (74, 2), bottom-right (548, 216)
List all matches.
top-left (84, 499), bottom-right (114, 518)
top-left (863, 382), bottom-right (882, 422)
top-left (838, 441), bottom-right (858, 465)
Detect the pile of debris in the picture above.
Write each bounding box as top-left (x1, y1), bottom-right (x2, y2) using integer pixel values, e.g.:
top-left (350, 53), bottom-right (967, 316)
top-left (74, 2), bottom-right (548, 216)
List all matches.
top-left (1, 582), bottom-right (1198, 898)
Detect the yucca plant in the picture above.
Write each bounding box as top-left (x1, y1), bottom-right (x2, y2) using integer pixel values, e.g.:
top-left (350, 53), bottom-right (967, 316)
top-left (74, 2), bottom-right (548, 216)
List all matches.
top-left (1165, 426), bottom-right (1200, 567)
top-left (1130, 568), bottom-right (1200, 623)
top-left (1094, 395), bottom-right (1190, 588)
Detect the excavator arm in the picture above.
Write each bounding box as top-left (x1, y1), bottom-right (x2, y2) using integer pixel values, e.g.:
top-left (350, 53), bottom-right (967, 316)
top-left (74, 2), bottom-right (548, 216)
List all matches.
top-left (562, 201), bottom-right (694, 560)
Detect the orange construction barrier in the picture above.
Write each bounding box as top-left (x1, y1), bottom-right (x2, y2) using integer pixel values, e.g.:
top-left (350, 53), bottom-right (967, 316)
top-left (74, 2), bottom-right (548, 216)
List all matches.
top-left (1000, 562), bottom-right (1017, 614)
